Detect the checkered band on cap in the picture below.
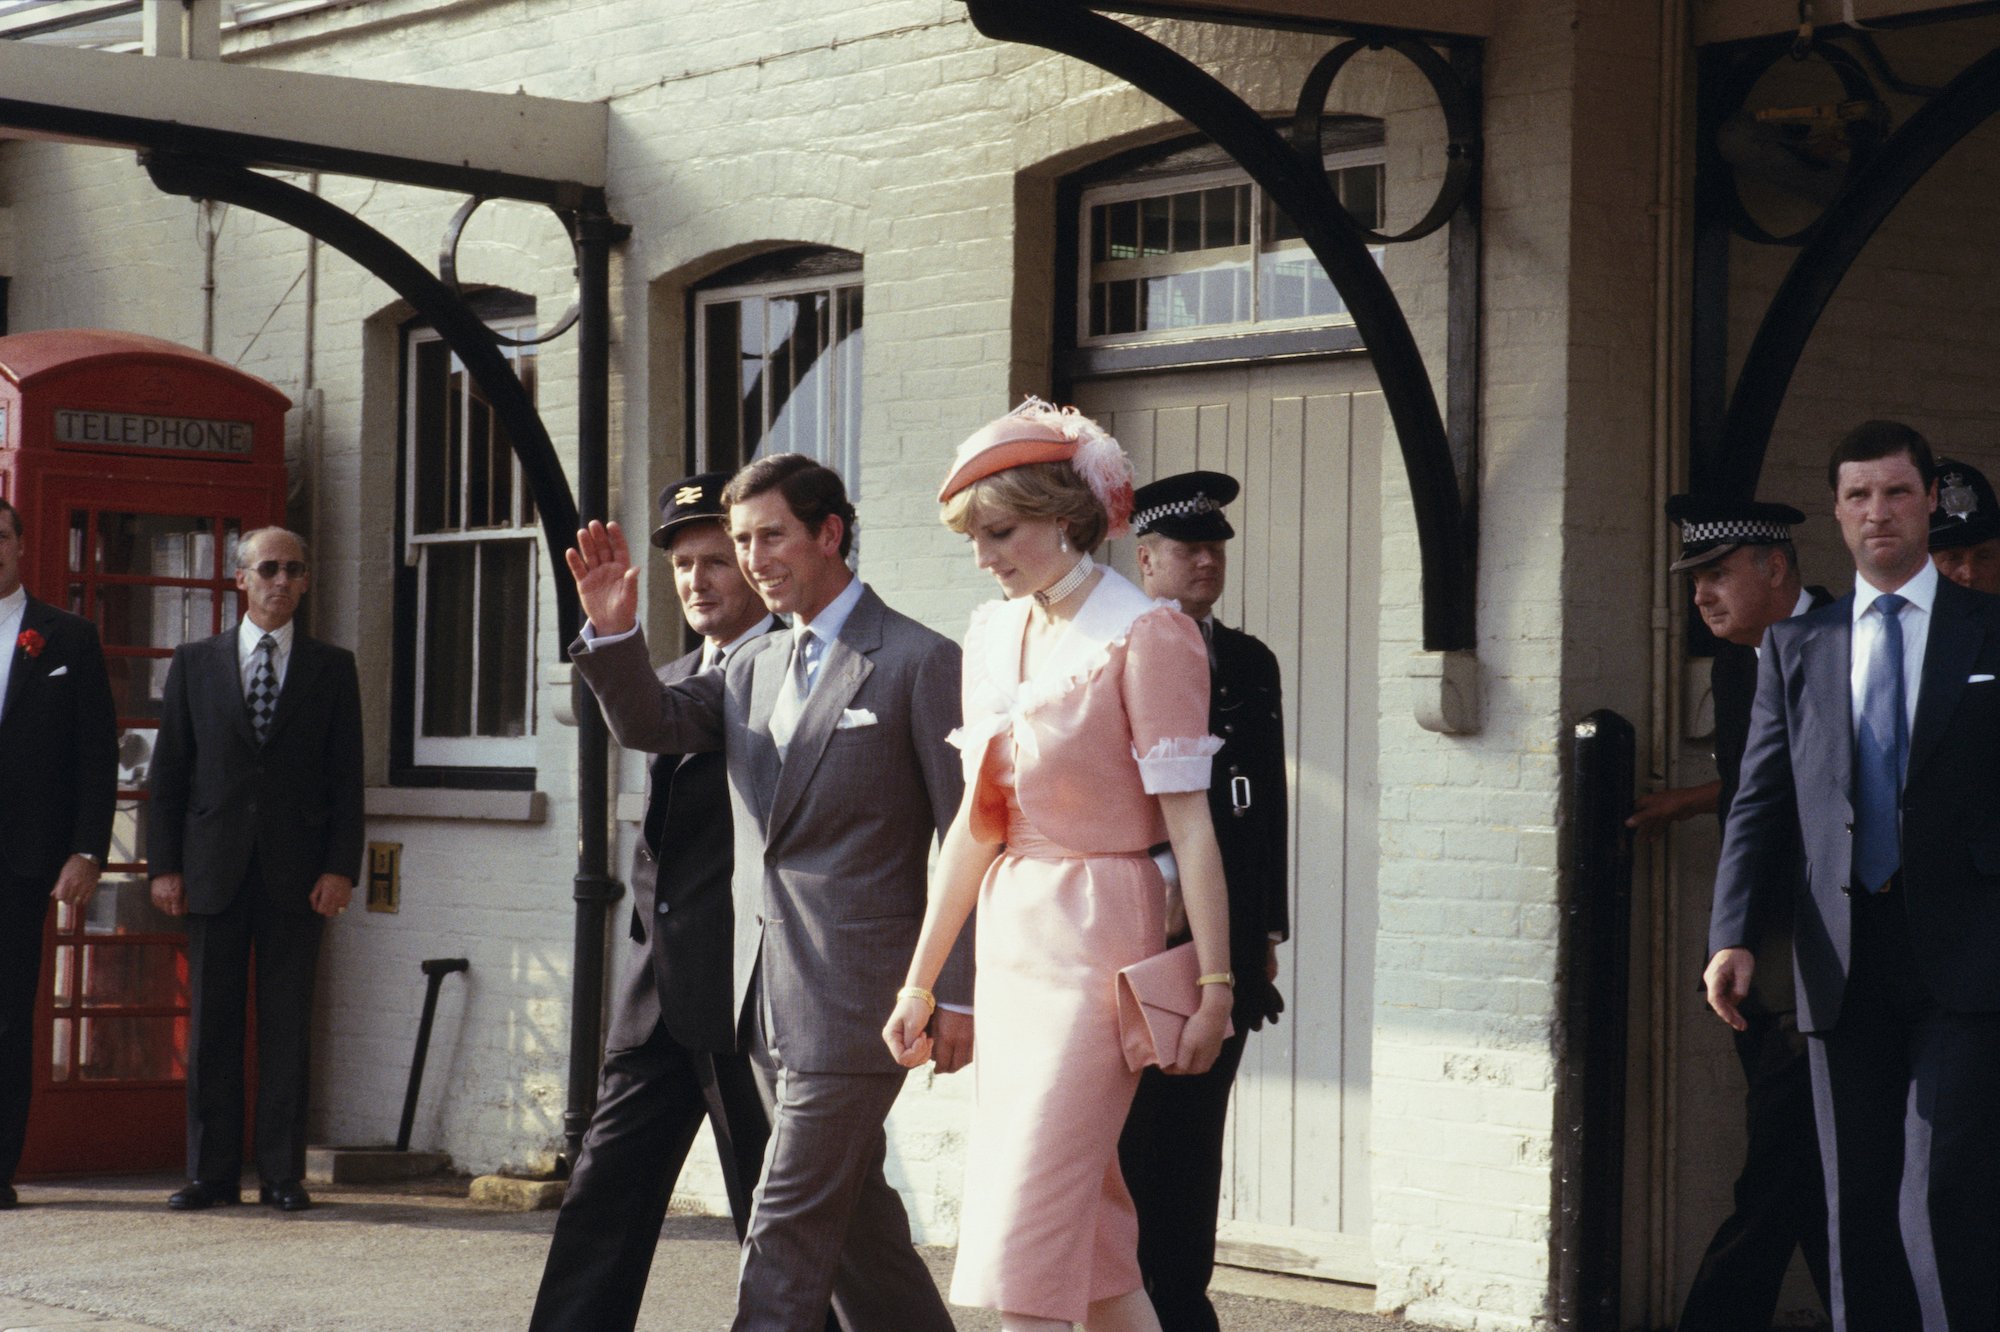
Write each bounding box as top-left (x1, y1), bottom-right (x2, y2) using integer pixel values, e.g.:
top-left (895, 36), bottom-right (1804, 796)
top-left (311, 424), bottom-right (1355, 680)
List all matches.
top-left (1133, 493), bottom-right (1223, 533)
top-left (1677, 516), bottom-right (1792, 546)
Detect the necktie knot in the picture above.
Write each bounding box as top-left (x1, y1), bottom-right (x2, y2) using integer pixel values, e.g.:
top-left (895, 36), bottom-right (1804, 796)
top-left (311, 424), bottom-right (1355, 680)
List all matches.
top-left (258, 633), bottom-right (277, 654)
top-left (1875, 592), bottom-right (1907, 619)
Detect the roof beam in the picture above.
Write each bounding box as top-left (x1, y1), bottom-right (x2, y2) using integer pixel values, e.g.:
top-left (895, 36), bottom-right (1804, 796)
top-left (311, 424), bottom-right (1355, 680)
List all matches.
top-left (0, 39), bottom-right (605, 204)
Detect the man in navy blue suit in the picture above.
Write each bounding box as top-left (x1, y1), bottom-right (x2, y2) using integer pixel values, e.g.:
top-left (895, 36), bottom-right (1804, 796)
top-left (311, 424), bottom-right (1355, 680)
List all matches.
top-left (1707, 421), bottom-right (2000, 1330)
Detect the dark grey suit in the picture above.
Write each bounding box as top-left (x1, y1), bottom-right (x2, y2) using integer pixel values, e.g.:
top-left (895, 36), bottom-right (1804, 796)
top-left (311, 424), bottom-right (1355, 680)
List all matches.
top-left (1712, 575), bottom-right (2000, 1330)
top-left (573, 583), bottom-right (967, 1332)
top-left (147, 626), bottom-right (363, 1185)
top-left (0, 597), bottom-right (117, 1188)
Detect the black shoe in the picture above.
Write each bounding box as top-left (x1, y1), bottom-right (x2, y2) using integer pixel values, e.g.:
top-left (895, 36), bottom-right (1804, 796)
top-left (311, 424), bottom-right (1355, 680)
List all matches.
top-left (168, 1179), bottom-right (242, 1210)
top-left (258, 1180), bottom-right (312, 1212)
top-left (0, 1182), bottom-right (18, 1209)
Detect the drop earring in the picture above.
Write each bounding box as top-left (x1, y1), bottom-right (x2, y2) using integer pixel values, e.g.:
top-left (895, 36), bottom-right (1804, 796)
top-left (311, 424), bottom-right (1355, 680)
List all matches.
top-left (1059, 529), bottom-right (1069, 554)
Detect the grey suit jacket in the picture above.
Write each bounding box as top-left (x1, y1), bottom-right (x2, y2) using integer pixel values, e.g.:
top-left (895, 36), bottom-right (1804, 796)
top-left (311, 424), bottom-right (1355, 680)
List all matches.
top-left (574, 583), bottom-right (970, 1074)
top-left (1711, 577), bottom-right (2000, 1032)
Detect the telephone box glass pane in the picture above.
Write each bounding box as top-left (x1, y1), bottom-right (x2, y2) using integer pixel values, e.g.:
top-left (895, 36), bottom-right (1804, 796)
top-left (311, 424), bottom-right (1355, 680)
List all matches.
top-left (77, 874), bottom-right (181, 939)
top-left (76, 1016), bottom-right (185, 1082)
top-left (89, 586), bottom-right (223, 659)
top-left (79, 944), bottom-right (187, 1008)
top-left (94, 512), bottom-right (221, 579)
top-left (51, 1019), bottom-right (73, 1083)
top-left (103, 656), bottom-right (175, 723)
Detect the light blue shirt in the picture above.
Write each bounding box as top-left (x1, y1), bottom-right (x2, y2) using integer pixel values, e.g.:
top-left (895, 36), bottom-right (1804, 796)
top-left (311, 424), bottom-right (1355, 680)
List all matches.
top-left (792, 574), bottom-right (863, 693)
top-left (1850, 558), bottom-right (1936, 740)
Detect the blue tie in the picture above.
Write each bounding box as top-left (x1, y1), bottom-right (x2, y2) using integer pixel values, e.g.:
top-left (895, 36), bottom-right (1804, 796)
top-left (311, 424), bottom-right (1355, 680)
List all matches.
top-left (1852, 592), bottom-right (1909, 893)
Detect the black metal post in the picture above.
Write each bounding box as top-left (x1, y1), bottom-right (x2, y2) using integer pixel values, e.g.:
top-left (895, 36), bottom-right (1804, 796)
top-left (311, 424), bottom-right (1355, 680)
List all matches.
top-left (1556, 709), bottom-right (1636, 1331)
top-left (562, 205), bottom-right (620, 1172)
top-left (397, 957), bottom-right (469, 1153)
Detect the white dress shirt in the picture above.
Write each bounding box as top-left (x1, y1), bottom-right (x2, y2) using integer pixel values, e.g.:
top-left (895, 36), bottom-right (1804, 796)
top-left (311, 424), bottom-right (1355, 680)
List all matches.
top-left (1850, 558), bottom-right (1938, 739)
top-left (0, 585), bottom-right (28, 722)
top-left (700, 615), bottom-right (777, 673)
top-left (238, 615), bottom-right (297, 693)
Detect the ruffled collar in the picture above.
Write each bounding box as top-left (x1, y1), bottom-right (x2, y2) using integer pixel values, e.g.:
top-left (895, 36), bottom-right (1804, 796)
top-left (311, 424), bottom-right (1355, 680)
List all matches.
top-left (970, 567), bottom-right (1170, 722)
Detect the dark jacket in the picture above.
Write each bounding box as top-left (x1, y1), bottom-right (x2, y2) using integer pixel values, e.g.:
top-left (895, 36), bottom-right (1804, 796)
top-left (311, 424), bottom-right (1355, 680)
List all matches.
top-left (146, 627), bottom-right (364, 911)
top-left (605, 623), bottom-right (778, 1054)
top-left (0, 596), bottom-right (117, 887)
top-left (1713, 577), bottom-right (2000, 1031)
top-left (1207, 621), bottom-right (1289, 1029)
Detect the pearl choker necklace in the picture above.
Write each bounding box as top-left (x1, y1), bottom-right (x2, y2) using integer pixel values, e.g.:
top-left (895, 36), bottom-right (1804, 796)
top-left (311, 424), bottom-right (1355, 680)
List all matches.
top-left (1034, 553), bottom-right (1094, 608)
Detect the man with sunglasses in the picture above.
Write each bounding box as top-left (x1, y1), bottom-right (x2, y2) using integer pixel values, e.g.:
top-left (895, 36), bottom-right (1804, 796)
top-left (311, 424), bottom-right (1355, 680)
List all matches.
top-left (148, 527), bottom-right (364, 1214)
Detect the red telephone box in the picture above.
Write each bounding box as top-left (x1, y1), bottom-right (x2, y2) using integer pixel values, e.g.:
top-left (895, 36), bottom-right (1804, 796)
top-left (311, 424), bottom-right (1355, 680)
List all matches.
top-left (0, 329), bottom-right (288, 1176)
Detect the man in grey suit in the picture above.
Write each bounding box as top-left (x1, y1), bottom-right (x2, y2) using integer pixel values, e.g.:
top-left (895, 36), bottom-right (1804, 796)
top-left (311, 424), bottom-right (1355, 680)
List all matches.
top-left (1706, 422), bottom-right (2000, 1330)
top-left (148, 527), bottom-right (364, 1214)
top-left (532, 472), bottom-right (801, 1330)
top-left (568, 453), bottom-right (970, 1332)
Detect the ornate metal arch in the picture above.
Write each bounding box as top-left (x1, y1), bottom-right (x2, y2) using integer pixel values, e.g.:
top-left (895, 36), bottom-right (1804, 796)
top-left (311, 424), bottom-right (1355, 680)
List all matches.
top-left (965, 0), bottom-right (1483, 652)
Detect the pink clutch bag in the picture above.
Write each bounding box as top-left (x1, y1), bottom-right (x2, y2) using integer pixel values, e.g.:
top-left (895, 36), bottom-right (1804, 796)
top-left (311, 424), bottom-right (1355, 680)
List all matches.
top-left (1115, 942), bottom-right (1234, 1072)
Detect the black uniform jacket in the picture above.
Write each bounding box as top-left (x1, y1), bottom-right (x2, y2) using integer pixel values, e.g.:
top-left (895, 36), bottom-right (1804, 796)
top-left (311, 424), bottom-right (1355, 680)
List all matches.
top-left (605, 620), bottom-right (779, 1055)
top-left (1207, 621), bottom-right (1289, 1029)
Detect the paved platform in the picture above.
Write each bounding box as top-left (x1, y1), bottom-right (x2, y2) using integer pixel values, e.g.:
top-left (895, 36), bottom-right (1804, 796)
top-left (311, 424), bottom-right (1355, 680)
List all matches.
top-left (0, 1173), bottom-right (1438, 1331)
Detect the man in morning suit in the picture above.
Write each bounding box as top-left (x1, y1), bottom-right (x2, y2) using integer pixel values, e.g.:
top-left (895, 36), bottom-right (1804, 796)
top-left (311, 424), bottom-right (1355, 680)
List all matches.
top-left (1630, 496), bottom-right (1831, 1331)
top-left (1119, 471), bottom-right (1289, 1332)
top-left (531, 472), bottom-right (822, 1330)
top-left (1706, 421), bottom-right (2000, 1330)
top-left (568, 454), bottom-right (971, 1332)
top-left (147, 527), bottom-right (364, 1214)
top-left (0, 497), bottom-right (117, 1210)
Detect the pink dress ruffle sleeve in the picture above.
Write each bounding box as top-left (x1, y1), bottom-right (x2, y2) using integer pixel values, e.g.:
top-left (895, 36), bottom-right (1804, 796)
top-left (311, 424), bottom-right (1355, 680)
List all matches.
top-left (946, 570), bottom-right (1219, 1323)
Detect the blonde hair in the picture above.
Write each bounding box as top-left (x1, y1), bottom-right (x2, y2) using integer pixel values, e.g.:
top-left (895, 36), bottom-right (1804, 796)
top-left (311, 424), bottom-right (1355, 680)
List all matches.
top-left (940, 461), bottom-right (1109, 553)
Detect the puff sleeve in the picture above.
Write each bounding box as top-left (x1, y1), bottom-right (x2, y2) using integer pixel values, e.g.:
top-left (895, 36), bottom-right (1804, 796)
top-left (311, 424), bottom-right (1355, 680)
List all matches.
top-left (1123, 606), bottom-right (1221, 793)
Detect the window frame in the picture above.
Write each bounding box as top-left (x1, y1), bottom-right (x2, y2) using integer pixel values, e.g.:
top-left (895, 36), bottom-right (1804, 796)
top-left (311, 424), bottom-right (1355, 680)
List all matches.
top-left (689, 251), bottom-right (864, 485)
top-left (390, 295), bottom-right (540, 790)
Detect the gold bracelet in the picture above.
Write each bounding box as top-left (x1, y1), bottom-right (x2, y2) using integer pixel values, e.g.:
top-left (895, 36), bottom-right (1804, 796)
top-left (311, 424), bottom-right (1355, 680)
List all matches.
top-left (1196, 972), bottom-right (1235, 988)
top-left (897, 985), bottom-right (937, 1012)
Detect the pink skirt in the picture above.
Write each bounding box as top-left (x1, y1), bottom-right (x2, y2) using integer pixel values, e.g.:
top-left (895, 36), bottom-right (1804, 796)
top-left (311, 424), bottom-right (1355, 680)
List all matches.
top-left (948, 805), bottom-right (1165, 1322)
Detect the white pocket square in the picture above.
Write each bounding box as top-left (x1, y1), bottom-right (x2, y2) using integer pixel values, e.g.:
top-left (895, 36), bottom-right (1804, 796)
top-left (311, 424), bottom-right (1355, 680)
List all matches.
top-left (1971, 674), bottom-right (1996, 684)
top-left (836, 708), bottom-right (878, 729)
top-left (47, 665), bottom-right (68, 677)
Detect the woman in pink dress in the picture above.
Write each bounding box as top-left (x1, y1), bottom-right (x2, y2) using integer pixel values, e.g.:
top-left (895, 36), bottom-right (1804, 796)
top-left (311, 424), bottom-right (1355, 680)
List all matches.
top-left (883, 399), bottom-right (1235, 1332)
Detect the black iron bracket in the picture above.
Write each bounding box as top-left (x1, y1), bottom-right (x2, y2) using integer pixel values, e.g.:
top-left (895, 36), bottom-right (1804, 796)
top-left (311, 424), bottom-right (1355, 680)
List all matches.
top-left (138, 147), bottom-right (589, 645)
top-left (1696, 42), bottom-right (2000, 498)
top-left (965, 0), bottom-right (1483, 652)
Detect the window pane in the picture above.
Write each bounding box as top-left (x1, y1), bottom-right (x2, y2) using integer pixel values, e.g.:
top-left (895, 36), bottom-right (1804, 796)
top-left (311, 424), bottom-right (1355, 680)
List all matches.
top-left (1336, 162), bottom-right (1384, 230)
top-left (1141, 195), bottom-right (1170, 256)
top-left (1107, 200), bottom-right (1139, 260)
top-left (1171, 190), bottom-right (1203, 253)
top-left (475, 542), bottom-right (531, 738)
top-left (467, 377), bottom-right (494, 528)
top-left (413, 339), bottom-right (450, 534)
top-left (1203, 186), bottom-right (1243, 248)
top-left (513, 352), bottom-right (536, 524)
top-left (421, 544), bottom-right (475, 738)
top-left (704, 301), bottom-right (744, 473)
top-left (445, 365), bottom-right (465, 531)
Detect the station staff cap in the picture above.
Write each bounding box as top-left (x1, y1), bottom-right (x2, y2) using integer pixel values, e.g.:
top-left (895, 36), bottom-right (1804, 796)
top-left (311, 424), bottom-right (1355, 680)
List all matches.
top-left (650, 470), bottom-right (733, 549)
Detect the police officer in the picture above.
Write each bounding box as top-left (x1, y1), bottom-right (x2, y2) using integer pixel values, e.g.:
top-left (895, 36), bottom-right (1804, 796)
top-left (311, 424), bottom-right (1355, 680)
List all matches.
top-left (1117, 471), bottom-right (1288, 1332)
top-left (1930, 457), bottom-right (2000, 595)
top-left (1642, 495), bottom-right (1831, 1332)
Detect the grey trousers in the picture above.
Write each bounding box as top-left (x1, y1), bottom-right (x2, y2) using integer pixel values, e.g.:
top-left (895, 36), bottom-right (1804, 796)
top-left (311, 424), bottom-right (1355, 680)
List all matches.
top-left (731, 982), bottom-right (953, 1332)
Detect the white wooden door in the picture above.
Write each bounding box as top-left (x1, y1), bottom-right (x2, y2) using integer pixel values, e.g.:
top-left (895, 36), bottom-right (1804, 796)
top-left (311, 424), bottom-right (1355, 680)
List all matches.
top-left (1077, 359), bottom-right (1382, 1283)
